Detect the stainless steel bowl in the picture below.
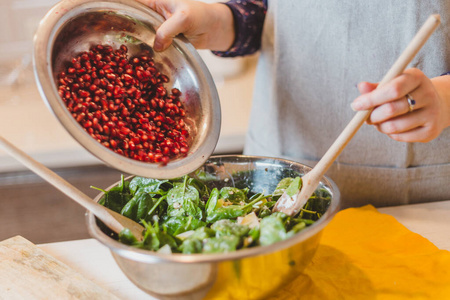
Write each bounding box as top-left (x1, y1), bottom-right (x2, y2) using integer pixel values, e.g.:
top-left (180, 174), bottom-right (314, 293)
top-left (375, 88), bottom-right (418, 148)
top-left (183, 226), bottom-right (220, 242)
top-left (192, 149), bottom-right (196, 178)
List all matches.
top-left (86, 155), bottom-right (340, 300)
top-left (33, 0), bottom-right (221, 179)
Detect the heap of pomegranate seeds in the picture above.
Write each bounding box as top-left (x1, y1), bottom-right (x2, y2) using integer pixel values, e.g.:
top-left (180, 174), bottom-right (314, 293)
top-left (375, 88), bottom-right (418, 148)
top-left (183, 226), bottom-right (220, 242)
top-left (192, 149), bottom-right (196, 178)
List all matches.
top-left (57, 44), bottom-right (189, 165)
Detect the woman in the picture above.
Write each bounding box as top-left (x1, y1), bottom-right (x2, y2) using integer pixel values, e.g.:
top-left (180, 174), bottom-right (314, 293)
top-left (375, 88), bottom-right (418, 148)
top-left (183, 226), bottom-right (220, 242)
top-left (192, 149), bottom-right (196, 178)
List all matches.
top-left (139, 0), bottom-right (450, 208)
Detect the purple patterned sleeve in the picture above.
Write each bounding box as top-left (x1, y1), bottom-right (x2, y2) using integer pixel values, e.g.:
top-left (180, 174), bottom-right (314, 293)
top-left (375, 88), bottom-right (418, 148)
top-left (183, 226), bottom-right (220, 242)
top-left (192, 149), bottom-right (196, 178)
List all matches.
top-left (213, 0), bottom-right (267, 57)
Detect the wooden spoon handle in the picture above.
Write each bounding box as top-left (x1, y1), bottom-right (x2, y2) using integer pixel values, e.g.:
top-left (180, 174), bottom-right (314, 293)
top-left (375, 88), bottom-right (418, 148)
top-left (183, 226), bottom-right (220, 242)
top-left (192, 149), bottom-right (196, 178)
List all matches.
top-left (0, 135), bottom-right (125, 234)
top-left (308, 14), bottom-right (441, 182)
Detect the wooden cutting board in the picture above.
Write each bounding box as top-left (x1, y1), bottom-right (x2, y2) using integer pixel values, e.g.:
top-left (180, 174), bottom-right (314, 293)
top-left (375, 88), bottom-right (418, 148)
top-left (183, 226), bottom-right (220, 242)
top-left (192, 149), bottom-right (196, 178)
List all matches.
top-left (0, 236), bottom-right (120, 300)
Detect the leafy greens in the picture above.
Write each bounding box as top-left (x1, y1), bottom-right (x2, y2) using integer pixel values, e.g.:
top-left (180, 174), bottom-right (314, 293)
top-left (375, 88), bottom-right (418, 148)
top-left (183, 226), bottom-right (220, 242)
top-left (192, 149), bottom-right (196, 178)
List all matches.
top-left (94, 174), bottom-right (331, 254)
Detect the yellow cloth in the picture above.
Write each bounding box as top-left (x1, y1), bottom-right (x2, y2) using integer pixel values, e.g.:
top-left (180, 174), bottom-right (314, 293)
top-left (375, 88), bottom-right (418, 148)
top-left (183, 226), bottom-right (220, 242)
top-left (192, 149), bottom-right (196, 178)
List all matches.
top-left (270, 205), bottom-right (450, 300)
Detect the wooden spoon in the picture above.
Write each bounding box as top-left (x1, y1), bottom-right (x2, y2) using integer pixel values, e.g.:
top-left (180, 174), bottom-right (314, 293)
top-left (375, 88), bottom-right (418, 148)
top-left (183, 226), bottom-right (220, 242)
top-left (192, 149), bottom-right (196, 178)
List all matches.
top-left (274, 14), bottom-right (441, 216)
top-left (0, 135), bottom-right (145, 241)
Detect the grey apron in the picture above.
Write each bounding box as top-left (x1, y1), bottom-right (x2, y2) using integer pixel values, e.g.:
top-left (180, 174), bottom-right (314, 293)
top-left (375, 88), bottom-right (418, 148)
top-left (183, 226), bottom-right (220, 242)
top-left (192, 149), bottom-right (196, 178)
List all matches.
top-left (244, 0), bottom-right (450, 208)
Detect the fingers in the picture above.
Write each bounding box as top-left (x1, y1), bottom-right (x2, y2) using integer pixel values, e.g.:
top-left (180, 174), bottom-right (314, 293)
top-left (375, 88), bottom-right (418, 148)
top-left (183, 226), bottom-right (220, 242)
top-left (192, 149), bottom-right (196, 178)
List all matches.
top-left (351, 68), bottom-right (446, 142)
top-left (357, 81), bottom-right (378, 94)
top-left (375, 108), bottom-right (426, 134)
top-left (136, 0), bottom-right (190, 51)
top-left (374, 108), bottom-right (441, 143)
top-left (351, 69), bottom-right (423, 111)
top-left (153, 10), bottom-right (191, 51)
top-left (368, 90), bottom-right (429, 124)
top-left (386, 126), bottom-right (438, 143)
top-left (136, 0), bottom-right (232, 51)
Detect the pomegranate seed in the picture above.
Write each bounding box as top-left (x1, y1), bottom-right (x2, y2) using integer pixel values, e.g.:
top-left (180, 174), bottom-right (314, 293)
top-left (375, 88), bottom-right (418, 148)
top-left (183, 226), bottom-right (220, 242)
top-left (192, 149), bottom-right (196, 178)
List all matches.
top-left (161, 156), bottom-right (169, 165)
top-left (83, 120), bottom-right (92, 128)
top-left (57, 43), bottom-right (190, 165)
top-left (180, 147), bottom-right (188, 154)
top-left (78, 90), bottom-right (89, 98)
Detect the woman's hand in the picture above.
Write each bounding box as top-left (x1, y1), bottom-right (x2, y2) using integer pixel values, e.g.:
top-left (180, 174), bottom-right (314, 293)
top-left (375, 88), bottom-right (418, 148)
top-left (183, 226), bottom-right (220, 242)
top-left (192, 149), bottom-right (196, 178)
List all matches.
top-left (137, 0), bottom-right (235, 52)
top-left (351, 68), bottom-right (450, 143)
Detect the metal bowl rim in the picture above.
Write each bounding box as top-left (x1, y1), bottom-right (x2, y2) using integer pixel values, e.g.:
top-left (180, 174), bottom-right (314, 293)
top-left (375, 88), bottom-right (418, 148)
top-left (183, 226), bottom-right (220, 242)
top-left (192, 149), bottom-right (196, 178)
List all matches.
top-left (86, 155), bottom-right (341, 264)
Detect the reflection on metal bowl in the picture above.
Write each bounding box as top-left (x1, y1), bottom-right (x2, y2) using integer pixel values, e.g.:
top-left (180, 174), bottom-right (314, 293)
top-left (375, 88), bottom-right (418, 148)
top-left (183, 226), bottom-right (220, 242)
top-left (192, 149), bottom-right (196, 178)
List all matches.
top-left (33, 0), bottom-right (221, 179)
top-left (86, 155), bottom-right (340, 300)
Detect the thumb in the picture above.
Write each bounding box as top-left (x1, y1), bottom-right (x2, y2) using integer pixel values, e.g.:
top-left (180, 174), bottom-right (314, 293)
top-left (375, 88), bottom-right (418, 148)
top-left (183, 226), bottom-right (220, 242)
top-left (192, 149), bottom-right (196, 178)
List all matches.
top-left (154, 9), bottom-right (193, 51)
top-left (135, 0), bottom-right (181, 51)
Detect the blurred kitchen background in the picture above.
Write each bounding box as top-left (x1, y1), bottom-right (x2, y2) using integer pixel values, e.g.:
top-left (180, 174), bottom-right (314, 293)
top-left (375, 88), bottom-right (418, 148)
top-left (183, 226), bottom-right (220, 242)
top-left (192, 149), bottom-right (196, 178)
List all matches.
top-left (0, 0), bottom-right (257, 244)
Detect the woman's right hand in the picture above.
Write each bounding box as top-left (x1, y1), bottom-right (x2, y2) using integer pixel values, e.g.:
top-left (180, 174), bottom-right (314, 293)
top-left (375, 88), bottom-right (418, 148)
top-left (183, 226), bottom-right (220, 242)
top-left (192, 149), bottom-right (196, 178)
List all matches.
top-left (137, 0), bottom-right (235, 52)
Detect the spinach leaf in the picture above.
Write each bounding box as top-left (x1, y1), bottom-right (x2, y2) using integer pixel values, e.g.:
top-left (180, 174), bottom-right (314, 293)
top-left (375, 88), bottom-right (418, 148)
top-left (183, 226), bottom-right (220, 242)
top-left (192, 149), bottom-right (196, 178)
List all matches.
top-left (179, 227), bottom-right (215, 254)
top-left (129, 177), bottom-right (168, 195)
top-left (91, 175), bottom-right (131, 213)
top-left (180, 239), bottom-right (203, 254)
top-left (147, 195), bottom-right (167, 220)
top-left (219, 187), bottom-right (248, 204)
top-left (189, 226), bottom-right (215, 240)
top-left (137, 193), bottom-right (154, 221)
top-left (120, 194), bottom-right (138, 220)
top-left (206, 193), bottom-right (269, 223)
top-left (211, 219), bottom-right (250, 238)
top-left (202, 236), bottom-right (241, 253)
top-left (243, 226), bottom-right (260, 248)
top-left (121, 191), bottom-right (153, 221)
top-left (205, 188), bottom-right (220, 216)
top-left (183, 197), bottom-right (203, 220)
top-left (258, 201), bottom-right (276, 218)
top-left (140, 219), bottom-right (178, 252)
top-left (118, 228), bottom-right (141, 246)
top-left (92, 187), bottom-right (131, 213)
top-left (163, 216), bottom-right (206, 236)
top-left (109, 174), bottom-right (129, 194)
top-left (166, 176), bottom-right (203, 220)
top-left (285, 176), bottom-right (302, 197)
top-left (187, 178), bottom-right (210, 201)
top-left (259, 212), bottom-right (289, 246)
top-left (206, 207), bottom-right (247, 223)
top-left (272, 177), bottom-right (294, 200)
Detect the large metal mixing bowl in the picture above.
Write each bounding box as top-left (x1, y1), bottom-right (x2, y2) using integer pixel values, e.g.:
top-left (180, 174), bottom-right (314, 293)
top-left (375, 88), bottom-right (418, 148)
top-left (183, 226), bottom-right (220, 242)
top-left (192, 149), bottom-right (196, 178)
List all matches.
top-left (33, 0), bottom-right (221, 179)
top-left (86, 155), bottom-right (340, 300)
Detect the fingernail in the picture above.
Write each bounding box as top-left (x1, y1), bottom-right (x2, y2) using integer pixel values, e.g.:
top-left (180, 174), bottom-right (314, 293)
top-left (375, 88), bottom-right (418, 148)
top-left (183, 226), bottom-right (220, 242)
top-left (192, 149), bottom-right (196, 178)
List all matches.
top-left (153, 40), bottom-right (163, 51)
top-left (351, 101), bottom-right (361, 111)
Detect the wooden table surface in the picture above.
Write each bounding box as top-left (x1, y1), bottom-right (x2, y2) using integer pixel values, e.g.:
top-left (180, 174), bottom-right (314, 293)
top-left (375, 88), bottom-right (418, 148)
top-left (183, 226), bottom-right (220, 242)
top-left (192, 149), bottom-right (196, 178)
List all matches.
top-left (38, 200), bottom-right (450, 300)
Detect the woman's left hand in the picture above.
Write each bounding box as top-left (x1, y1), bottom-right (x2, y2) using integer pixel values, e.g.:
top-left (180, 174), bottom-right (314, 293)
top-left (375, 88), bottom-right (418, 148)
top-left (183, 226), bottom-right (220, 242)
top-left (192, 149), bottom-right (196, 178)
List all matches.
top-left (351, 68), bottom-right (450, 143)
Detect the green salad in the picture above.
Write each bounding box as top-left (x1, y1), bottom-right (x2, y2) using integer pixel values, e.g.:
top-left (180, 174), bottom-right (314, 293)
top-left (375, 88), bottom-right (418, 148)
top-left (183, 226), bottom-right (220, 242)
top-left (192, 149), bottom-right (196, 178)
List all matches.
top-left (93, 174), bottom-right (331, 254)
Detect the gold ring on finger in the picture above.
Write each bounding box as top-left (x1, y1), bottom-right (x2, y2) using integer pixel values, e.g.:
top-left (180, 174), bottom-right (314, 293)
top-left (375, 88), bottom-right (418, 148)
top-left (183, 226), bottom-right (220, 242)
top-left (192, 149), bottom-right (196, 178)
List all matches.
top-left (406, 94), bottom-right (416, 113)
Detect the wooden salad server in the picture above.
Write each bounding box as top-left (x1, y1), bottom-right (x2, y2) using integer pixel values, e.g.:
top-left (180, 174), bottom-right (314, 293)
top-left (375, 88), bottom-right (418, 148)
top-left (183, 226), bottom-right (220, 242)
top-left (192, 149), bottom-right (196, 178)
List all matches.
top-left (274, 14), bottom-right (441, 216)
top-left (0, 135), bottom-right (145, 241)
